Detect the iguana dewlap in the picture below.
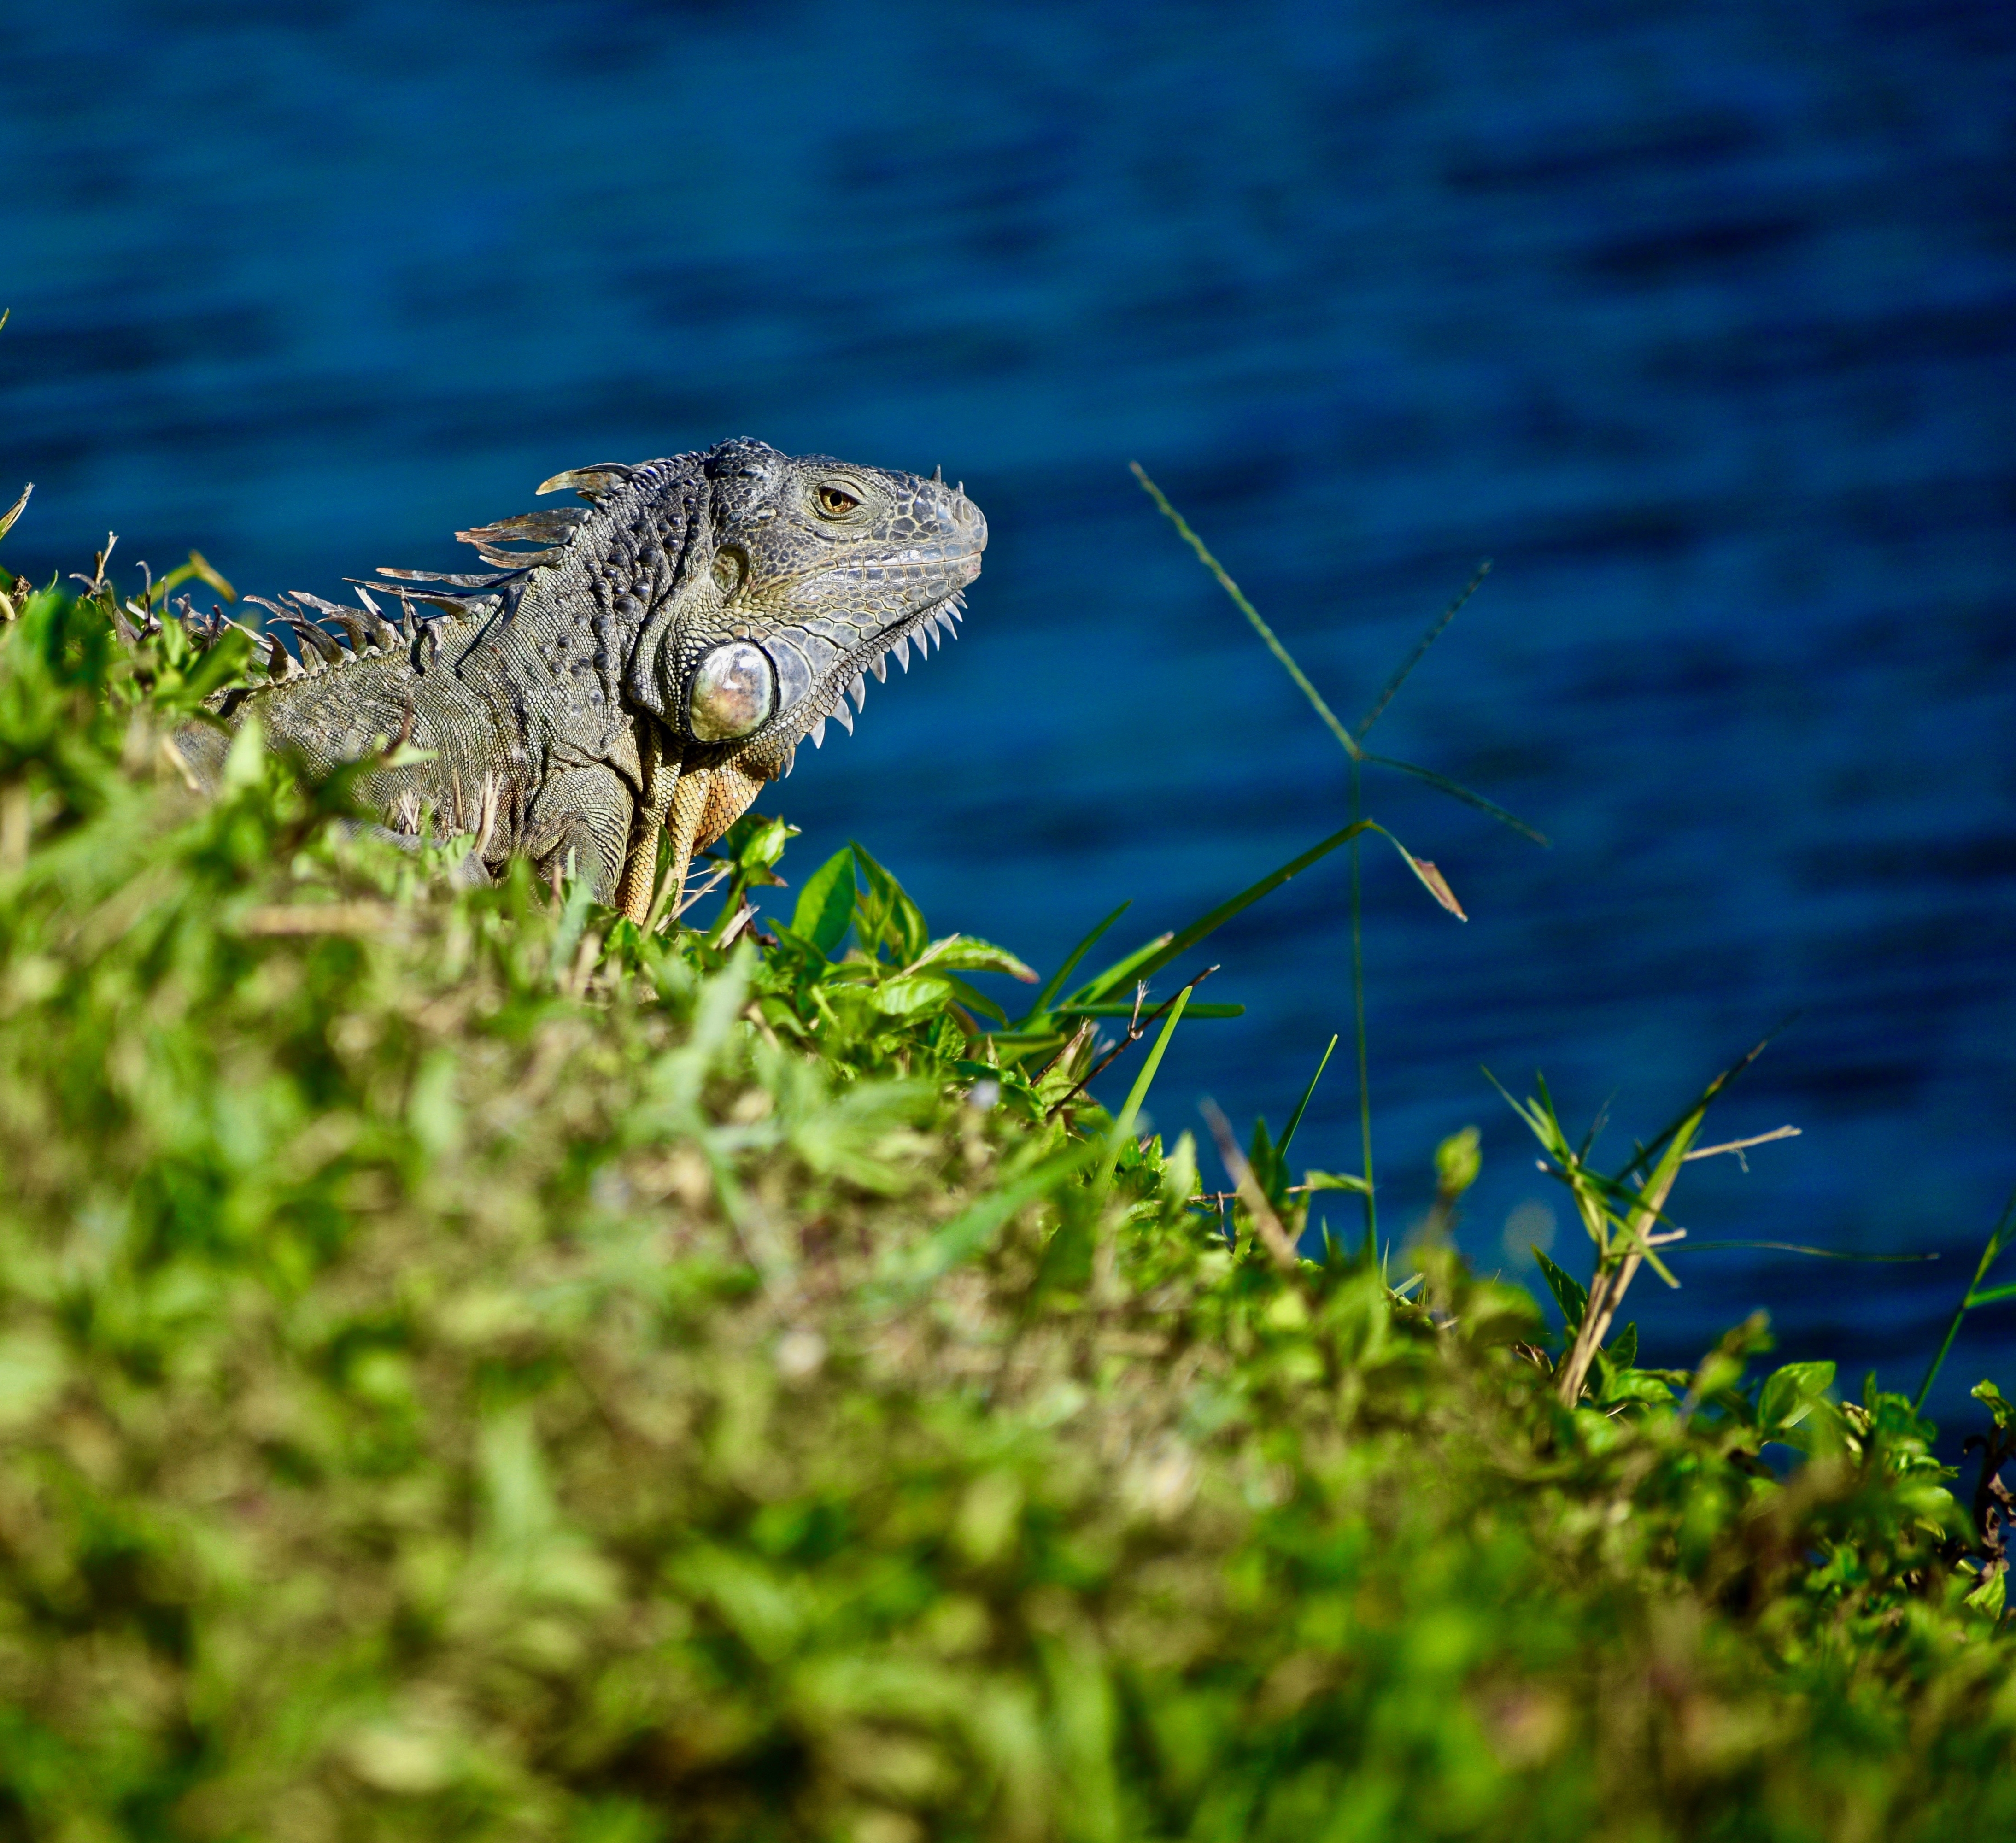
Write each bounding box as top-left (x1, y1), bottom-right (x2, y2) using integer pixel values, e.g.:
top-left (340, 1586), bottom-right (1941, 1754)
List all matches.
top-left (174, 440), bottom-right (985, 921)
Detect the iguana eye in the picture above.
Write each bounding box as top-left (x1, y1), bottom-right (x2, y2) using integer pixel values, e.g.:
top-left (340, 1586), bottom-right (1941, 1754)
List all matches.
top-left (816, 484), bottom-right (860, 517)
top-left (688, 642), bottom-right (776, 740)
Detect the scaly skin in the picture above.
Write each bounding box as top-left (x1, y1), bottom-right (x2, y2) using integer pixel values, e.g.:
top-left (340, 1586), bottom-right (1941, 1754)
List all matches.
top-left (174, 440), bottom-right (985, 920)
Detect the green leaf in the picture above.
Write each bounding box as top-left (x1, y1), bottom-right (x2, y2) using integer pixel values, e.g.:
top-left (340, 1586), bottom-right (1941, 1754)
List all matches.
top-left (1609, 1321), bottom-right (1637, 1369)
top-left (1963, 1568), bottom-right (2008, 1619)
top-left (1600, 1369), bottom-right (1674, 1408)
top-left (791, 847), bottom-right (856, 956)
top-left (940, 974), bottom-right (1008, 1026)
top-left (873, 974), bottom-right (953, 1018)
top-left (1533, 1248), bottom-right (1588, 1333)
top-left (913, 935), bottom-right (1038, 981)
top-left (851, 840), bottom-right (928, 964)
top-left (1758, 1361), bottom-right (1836, 1433)
top-left (1972, 1379), bottom-right (2016, 1432)
top-left (723, 811), bottom-right (795, 882)
top-left (1690, 1315), bottom-right (1774, 1408)
top-left (1433, 1126), bottom-right (1482, 1199)
top-left (1304, 1170), bottom-right (1371, 1196)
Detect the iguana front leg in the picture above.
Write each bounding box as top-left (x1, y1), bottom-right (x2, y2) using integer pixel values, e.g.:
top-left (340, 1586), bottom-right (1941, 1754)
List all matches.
top-left (612, 719), bottom-right (679, 925)
top-left (638, 760), bottom-right (767, 930)
top-left (526, 765), bottom-right (633, 901)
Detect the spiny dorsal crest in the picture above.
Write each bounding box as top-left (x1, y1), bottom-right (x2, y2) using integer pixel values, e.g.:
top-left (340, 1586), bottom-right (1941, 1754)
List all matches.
top-left (363, 458), bottom-right (650, 619)
top-left (237, 585), bottom-right (415, 682)
top-left (116, 458), bottom-right (643, 681)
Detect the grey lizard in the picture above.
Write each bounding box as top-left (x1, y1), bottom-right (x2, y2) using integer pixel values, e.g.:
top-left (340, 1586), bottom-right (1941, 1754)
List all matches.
top-left (171, 440), bottom-right (985, 921)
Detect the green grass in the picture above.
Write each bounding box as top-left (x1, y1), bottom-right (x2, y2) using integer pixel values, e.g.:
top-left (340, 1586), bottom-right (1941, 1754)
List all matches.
top-left (0, 522), bottom-right (2012, 1843)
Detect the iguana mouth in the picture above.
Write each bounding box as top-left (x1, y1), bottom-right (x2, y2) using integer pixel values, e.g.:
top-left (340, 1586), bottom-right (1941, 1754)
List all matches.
top-left (728, 522), bottom-right (983, 758)
top-left (784, 583), bottom-right (970, 756)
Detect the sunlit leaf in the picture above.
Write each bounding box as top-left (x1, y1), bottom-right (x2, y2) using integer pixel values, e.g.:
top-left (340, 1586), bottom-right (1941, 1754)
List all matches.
top-left (791, 847), bottom-right (856, 956)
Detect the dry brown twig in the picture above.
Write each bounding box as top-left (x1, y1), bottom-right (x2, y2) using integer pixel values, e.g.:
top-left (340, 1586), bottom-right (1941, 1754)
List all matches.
top-left (1043, 965), bottom-right (1219, 1120)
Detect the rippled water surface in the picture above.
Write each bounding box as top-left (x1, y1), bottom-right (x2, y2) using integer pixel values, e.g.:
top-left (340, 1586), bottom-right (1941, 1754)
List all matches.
top-left (4, 2), bottom-right (2013, 1417)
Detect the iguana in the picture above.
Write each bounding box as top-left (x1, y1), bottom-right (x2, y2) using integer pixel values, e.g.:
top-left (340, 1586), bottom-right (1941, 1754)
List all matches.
top-left (170, 440), bottom-right (985, 922)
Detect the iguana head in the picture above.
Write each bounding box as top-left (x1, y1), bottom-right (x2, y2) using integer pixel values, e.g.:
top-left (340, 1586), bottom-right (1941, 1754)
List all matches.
top-left (630, 438), bottom-right (986, 781)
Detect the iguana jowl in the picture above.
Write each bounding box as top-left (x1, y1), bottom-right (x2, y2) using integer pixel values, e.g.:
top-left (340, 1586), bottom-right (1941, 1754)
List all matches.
top-left (175, 440), bottom-right (985, 920)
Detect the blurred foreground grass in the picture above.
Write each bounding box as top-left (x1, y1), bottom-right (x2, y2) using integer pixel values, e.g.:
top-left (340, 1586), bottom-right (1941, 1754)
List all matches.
top-left (0, 554), bottom-right (2013, 1843)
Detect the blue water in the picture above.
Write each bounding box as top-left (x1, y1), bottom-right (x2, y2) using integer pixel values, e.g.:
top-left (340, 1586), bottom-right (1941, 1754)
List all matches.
top-left (4, 2), bottom-right (2013, 1425)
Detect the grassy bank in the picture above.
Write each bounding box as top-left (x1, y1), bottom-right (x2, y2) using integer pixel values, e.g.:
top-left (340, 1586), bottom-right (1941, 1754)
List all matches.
top-left (0, 546), bottom-right (2012, 1843)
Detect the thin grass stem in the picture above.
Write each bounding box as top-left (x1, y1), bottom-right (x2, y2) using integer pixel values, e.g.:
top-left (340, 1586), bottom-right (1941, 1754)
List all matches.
top-left (1092, 988), bottom-right (1193, 1303)
top-left (1355, 562), bottom-right (1490, 741)
top-left (1351, 757), bottom-right (1376, 1255)
top-left (1093, 986), bottom-right (1193, 1207)
top-left (1915, 1180), bottom-right (2016, 1414)
top-left (1278, 1033), bottom-right (1339, 1162)
top-left (1131, 463), bottom-right (1362, 763)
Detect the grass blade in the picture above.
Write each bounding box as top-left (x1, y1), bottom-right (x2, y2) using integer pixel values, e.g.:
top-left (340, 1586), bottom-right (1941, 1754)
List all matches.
top-left (1061, 932), bottom-right (1173, 1015)
top-left (1278, 1034), bottom-right (1339, 1162)
top-left (1092, 987), bottom-right (1193, 1206)
top-left (1361, 753), bottom-right (1549, 846)
top-left (1617, 1032), bottom-right (1778, 1186)
top-left (1134, 465), bottom-right (1546, 856)
top-left (1054, 1000), bottom-right (1243, 1019)
top-left (1067, 822), bottom-right (1371, 1006)
top-left (1349, 765), bottom-right (1374, 1252)
top-left (1131, 462), bottom-right (1361, 763)
top-left (1201, 1097), bottom-right (1301, 1272)
top-left (1355, 562), bottom-right (1490, 741)
top-left (1680, 1242), bottom-right (1940, 1261)
top-left (1016, 899), bottom-right (1131, 1027)
top-left (1915, 1180), bottom-right (2016, 1413)
top-left (0, 482), bottom-right (31, 546)
top-left (883, 1141), bottom-right (1103, 1297)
